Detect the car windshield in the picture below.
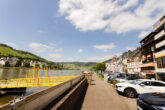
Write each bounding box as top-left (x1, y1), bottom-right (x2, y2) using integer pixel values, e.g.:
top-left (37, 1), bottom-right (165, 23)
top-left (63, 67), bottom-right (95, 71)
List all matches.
top-left (128, 80), bottom-right (142, 85)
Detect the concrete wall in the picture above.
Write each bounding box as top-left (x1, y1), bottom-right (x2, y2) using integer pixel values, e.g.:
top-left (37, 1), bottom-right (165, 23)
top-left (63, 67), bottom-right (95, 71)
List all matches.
top-left (51, 78), bottom-right (88, 110)
top-left (0, 76), bottom-right (84, 110)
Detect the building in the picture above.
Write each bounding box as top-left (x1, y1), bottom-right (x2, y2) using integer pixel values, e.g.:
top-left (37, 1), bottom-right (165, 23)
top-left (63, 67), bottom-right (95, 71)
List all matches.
top-left (104, 55), bottom-right (118, 73)
top-left (153, 15), bottom-right (165, 81)
top-left (121, 50), bottom-right (132, 73)
top-left (0, 57), bottom-right (18, 67)
top-left (105, 59), bottom-right (112, 72)
top-left (139, 32), bottom-right (158, 78)
top-left (0, 58), bottom-right (6, 66)
top-left (127, 48), bottom-right (141, 74)
top-left (105, 51), bottom-right (132, 73)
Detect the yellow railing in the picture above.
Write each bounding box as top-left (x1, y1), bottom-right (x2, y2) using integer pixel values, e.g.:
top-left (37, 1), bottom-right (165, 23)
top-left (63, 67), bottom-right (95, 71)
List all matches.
top-left (0, 76), bottom-right (77, 88)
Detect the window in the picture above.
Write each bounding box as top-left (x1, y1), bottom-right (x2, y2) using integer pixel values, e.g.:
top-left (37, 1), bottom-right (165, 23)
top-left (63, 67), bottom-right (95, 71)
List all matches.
top-left (162, 57), bottom-right (165, 68)
top-left (157, 58), bottom-right (162, 68)
top-left (140, 81), bottom-right (151, 86)
top-left (150, 82), bottom-right (165, 87)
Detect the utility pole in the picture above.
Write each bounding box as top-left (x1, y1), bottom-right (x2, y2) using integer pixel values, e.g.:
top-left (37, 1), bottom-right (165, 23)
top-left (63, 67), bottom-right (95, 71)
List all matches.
top-left (151, 46), bottom-right (157, 80)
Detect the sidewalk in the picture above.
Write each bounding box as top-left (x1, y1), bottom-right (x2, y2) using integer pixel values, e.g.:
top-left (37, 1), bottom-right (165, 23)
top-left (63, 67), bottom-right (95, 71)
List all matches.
top-left (81, 74), bottom-right (136, 110)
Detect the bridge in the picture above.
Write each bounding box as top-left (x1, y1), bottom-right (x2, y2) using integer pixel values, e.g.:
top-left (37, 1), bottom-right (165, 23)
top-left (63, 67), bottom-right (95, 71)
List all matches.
top-left (0, 67), bottom-right (77, 89)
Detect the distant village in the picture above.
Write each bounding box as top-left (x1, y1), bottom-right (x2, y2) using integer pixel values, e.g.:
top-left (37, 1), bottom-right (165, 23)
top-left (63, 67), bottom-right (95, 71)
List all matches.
top-left (105, 15), bottom-right (165, 81)
top-left (0, 57), bottom-right (47, 67)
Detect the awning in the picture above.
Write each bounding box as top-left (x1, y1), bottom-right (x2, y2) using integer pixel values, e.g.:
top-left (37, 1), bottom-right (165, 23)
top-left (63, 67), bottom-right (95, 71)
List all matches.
top-left (139, 63), bottom-right (155, 68)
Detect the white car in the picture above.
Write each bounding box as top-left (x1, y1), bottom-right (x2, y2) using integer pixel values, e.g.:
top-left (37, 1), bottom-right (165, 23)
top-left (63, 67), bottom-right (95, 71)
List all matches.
top-left (115, 79), bottom-right (165, 98)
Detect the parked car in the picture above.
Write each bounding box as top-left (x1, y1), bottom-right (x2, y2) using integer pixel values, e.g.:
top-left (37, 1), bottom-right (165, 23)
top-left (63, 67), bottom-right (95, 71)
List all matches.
top-left (108, 73), bottom-right (126, 83)
top-left (115, 74), bottom-right (142, 83)
top-left (115, 79), bottom-right (165, 98)
top-left (137, 92), bottom-right (165, 110)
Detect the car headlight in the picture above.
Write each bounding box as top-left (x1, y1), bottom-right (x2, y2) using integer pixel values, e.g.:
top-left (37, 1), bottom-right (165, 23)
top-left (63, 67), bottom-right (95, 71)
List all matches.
top-left (152, 105), bottom-right (165, 110)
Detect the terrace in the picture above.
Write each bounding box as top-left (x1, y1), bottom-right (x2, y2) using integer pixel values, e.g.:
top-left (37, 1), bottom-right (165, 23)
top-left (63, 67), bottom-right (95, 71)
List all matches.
top-left (153, 15), bottom-right (165, 31)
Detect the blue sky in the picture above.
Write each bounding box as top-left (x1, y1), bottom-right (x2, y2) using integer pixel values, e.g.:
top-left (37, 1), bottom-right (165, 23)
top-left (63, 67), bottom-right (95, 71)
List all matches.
top-left (0, 0), bottom-right (165, 62)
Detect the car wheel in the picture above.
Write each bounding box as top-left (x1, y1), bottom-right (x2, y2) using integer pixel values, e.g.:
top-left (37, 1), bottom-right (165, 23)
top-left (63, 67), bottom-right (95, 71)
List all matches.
top-left (124, 88), bottom-right (136, 98)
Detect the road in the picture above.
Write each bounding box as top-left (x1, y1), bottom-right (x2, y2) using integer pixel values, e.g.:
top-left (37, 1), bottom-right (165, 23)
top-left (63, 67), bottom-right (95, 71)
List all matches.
top-left (81, 74), bottom-right (136, 110)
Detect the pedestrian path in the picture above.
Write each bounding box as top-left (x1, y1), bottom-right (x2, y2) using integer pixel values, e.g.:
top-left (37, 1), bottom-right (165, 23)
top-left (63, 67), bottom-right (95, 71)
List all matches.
top-left (81, 74), bottom-right (133, 110)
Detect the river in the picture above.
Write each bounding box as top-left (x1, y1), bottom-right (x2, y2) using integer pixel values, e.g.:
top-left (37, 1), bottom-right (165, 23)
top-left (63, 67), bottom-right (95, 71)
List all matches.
top-left (0, 68), bottom-right (82, 106)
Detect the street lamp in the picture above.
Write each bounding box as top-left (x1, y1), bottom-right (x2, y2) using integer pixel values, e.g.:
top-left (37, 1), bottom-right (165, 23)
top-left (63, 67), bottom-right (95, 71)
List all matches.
top-left (151, 46), bottom-right (157, 80)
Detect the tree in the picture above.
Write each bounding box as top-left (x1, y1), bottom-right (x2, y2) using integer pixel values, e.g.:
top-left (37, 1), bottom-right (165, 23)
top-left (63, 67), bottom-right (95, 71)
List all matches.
top-left (52, 64), bottom-right (58, 69)
top-left (23, 62), bottom-right (30, 67)
top-left (35, 64), bottom-right (40, 68)
top-left (94, 63), bottom-right (106, 73)
top-left (4, 61), bottom-right (10, 67)
top-left (47, 64), bottom-right (51, 68)
top-left (42, 64), bottom-right (46, 69)
top-left (15, 59), bottom-right (22, 67)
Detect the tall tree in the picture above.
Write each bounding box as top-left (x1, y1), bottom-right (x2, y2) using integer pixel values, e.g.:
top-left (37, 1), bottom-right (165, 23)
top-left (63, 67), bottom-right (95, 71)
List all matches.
top-left (94, 62), bottom-right (106, 73)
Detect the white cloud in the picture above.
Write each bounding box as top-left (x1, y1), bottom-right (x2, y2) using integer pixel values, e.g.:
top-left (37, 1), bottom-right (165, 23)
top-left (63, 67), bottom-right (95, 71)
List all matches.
top-left (37, 30), bottom-right (47, 34)
top-left (126, 47), bottom-right (136, 51)
top-left (86, 54), bottom-right (114, 62)
top-left (94, 42), bottom-right (115, 52)
top-left (77, 49), bottom-right (83, 53)
top-left (138, 31), bottom-right (150, 38)
top-left (55, 48), bottom-right (63, 52)
top-left (6, 42), bottom-right (17, 48)
top-left (47, 53), bottom-right (121, 62)
top-left (47, 54), bottom-right (73, 62)
top-left (77, 53), bottom-right (121, 62)
top-left (28, 42), bottom-right (52, 53)
top-left (59, 0), bottom-right (165, 33)
top-left (48, 54), bottom-right (63, 59)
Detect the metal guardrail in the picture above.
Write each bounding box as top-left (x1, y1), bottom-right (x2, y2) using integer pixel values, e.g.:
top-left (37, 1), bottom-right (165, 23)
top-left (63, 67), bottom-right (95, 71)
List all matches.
top-left (0, 76), bottom-right (77, 88)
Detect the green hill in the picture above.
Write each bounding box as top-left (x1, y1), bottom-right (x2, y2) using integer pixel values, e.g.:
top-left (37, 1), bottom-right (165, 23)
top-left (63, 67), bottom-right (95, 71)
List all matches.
top-left (0, 44), bottom-right (47, 62)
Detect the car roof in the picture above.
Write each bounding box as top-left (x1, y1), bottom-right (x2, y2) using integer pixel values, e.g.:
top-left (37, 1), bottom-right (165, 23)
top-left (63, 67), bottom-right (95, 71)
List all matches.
top-left (136, 79), bottom-right (165, 83)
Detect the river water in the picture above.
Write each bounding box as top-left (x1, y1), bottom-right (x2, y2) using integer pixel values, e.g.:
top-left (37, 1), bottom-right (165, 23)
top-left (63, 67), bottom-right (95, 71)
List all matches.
top-left (0, 68), bottom-right (82, 106)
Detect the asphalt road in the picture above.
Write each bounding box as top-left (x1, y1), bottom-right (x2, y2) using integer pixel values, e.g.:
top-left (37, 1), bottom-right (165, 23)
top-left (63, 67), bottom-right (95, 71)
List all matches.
top-left (81, 74), bottom-right (137, 110)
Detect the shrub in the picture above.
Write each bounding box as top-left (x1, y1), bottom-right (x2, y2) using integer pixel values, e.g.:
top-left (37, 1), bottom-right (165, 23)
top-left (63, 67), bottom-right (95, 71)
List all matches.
top-left (23, 62), bottom-right (30, 67)
top-left (4, 61), bottom-right (10, 67)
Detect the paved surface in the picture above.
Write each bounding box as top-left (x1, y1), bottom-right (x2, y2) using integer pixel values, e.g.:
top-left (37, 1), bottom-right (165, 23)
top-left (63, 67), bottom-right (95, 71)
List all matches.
top-left (81, 74), bottom-right (136, 110)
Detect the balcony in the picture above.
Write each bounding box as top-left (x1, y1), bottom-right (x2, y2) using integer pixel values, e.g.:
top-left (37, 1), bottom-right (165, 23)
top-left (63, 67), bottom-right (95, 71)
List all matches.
top-left (156, 39), bottom-right (165, 49)
top-left (154, 30), bottom-right (165, 40)
top-left (153, 15), bottom-right (165, 31)
top-left (155, 50), bottom-right (165, 58)
top-left (142, 58), bottom-right (153, 64)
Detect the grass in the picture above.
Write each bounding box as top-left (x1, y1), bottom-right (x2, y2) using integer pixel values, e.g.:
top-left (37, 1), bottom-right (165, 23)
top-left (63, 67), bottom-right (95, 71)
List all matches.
top-left (97, 73), bottom-right (104, 81)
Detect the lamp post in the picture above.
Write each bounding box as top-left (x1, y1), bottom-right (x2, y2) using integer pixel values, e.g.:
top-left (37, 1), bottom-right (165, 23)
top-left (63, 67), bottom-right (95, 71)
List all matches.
top-left (151, 46), bottom-right (157, 80)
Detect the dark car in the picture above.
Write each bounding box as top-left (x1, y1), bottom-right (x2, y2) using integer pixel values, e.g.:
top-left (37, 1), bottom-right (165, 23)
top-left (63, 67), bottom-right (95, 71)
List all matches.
top-left (137, 93), bottom-right (165, 110)
top-left (108, 73), bottom-right (126, 83)
top-left (126, 74), bottom-right (142, 80)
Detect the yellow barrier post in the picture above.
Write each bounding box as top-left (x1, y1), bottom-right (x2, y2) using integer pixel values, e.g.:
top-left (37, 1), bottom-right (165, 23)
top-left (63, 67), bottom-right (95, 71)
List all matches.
top-left (49, 67), bottom-right (50, 85)
top-left (26, 70), bottom-right (28, 86)
top-left (37, 67), bottom-right (40, 86)
top-left (33, 66), bottom-right (36, 86)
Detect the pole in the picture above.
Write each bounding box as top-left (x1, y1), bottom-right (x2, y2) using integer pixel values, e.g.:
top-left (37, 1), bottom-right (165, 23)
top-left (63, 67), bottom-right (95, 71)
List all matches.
top-left (152, 46), bottom-right (157, 80)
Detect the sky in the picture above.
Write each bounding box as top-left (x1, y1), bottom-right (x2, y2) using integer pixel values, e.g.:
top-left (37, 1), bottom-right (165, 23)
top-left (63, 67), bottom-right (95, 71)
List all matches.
top-left (0, 0), bottom-right (165, 62)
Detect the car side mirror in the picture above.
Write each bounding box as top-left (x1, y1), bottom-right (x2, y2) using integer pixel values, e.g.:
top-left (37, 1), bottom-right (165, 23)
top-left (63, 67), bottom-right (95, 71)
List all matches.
top-left (139, 84), bottom-right (145, 87)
